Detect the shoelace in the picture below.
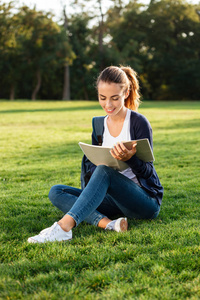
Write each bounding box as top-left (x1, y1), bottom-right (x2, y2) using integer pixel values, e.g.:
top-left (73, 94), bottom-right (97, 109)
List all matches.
top-left (39, 223), bottom-right (59, 237)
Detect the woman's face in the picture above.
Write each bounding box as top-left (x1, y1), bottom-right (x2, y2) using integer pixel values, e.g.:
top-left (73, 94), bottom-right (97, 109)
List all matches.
top-left (98, 81), bottom-right (126, 117)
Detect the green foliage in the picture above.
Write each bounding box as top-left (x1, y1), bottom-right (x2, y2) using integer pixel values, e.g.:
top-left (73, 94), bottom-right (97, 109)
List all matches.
top-left (107, 0), bottom-right (200, 100)
top-left (0, 3), bottom-right (75, 100)
top-left (0, 101), bottom-right (200, 299)
top-left (0, 0), bottom-right (200, 100)
top-left (144, 0), bottom-right (200, 100)
top-left (0, 2), bottom-right (23, 98)
top-left (68, 13), bottom-right (94, 100)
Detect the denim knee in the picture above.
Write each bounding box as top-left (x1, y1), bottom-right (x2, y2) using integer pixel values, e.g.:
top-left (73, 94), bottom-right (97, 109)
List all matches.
top-left (48, 185), bottom-right (60, 205)
top-left (96, 164), bottom-right (108, 171)
top-left (150, 206), bottom-right (160, 219)
top-left (95, 165), bottom-right (113, 176)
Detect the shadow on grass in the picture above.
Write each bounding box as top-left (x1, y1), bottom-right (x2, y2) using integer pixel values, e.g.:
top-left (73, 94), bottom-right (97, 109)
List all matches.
top-left (0, 104), bottom-right (101, 114)
top-left (140, 101), bottom-right (200, 110)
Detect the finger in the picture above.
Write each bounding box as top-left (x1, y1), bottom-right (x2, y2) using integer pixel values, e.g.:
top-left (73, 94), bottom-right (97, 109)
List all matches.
top-left (111, 146), bottom-right (120, 157)
top-left (130, 143), bottom-right (137, 155)
top-left (120, 142), bottom-right (129, 152)
top-left (110, 149), bottom-right (118, 158)
top-left (114, 142), bottom-right (126, 156)
top-left (111, 146), bottom-right (125, 161)
top-left (132, 143), bottom-right (137, 148)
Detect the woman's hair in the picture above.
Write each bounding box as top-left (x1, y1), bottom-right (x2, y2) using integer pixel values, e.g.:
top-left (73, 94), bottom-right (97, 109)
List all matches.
top-left (96, 65), bottom-right (141, 111)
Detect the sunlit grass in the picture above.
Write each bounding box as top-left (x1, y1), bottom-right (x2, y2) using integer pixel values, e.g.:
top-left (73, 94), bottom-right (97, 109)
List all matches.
top-left (0, 100), bottom-right (199, 299)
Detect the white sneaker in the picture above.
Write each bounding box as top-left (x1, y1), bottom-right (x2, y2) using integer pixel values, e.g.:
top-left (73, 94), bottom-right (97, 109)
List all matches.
top-left (105, 217), bottom-right (128, 232)
top-left (27, 222), bottom-right (72, 243)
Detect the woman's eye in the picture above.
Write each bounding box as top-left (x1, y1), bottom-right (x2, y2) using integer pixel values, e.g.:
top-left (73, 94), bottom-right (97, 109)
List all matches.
top-left (112, 98), bottom-right (119, 101)
top-left (100, 98), bottom-right (106, 101)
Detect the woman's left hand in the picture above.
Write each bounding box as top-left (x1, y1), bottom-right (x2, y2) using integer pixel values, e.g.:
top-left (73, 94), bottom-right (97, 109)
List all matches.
top-left (110, 142), bottom-right (137, 161)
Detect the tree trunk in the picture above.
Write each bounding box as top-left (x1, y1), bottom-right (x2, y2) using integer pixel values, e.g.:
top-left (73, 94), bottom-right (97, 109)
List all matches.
top-left (10, 84), bottom-right (15, 100)
top-left (83, 85), bottom-right (89, 101)
top-left (31, 69), bottom-right (41, 100)
top-left (98, 0), bottom-right (104, 71)
top-left (62, 64), bottom-right (70, 100)
top-left (62, 6), bottom-right (70, 100)
top-left (81, 76), bottom-right (89, 100)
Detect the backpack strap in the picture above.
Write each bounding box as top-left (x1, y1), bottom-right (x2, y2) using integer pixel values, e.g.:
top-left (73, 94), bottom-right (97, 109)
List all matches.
top-left (92, 116), bottom-right (105, 146)
top-left (80, 116), bottom-right (105, 189)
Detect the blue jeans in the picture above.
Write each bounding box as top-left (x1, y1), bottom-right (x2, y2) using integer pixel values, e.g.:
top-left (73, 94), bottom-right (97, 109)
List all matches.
top-left (48, 165), bottom-right (160, 227)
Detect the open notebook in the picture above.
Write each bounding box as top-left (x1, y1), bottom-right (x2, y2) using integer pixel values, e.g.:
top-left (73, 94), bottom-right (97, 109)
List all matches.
top-left (79, 138), bottom-right (154, 171)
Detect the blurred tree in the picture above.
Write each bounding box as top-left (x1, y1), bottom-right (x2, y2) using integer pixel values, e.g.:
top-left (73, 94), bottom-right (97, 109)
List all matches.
top-left (18, 6), bottom-right (75, 100)
top-left (0, 0), bottom-right (199, 100)
top-left (67, 13), bottom-right (94, 100)
top-left (106, 1), bottom-right (149, 98)
top-left (62, 5), bottom-right (71, 100)
top-left (144, 0), bottom-right (200, 99)
top-left (106, 0), bottom-right (200, 100)
top-left (70, 0), bottom-right (112, 72)
top-left (0, 2), bottom-right (23, 99)
top-left (61, 0), bottom-right (114, 100)
top-left (0, 3), bottom-right (75, 100)
top-left (96, 0), bottom-right (105, 71)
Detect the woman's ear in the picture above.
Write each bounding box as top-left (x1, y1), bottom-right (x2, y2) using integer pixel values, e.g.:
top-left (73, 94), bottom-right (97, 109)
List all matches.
top-left (125, 90), bottom-right (130, 99)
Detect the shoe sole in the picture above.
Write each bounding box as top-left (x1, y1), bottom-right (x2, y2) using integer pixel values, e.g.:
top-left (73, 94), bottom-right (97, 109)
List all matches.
top-left (119, 218), bottom-right (128, 232)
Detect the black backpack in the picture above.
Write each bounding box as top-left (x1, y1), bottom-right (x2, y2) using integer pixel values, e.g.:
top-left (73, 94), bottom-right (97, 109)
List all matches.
top-left (80, 116), bottom-right (105, 189)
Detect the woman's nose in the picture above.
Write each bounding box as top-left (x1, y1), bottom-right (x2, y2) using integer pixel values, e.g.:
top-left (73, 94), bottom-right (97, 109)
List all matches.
top-left (105, 99), bottom-right (112, 107)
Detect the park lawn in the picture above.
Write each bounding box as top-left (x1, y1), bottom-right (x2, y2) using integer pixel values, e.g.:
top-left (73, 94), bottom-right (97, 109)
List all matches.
top-left (0, 100), bottom-right (199, 300)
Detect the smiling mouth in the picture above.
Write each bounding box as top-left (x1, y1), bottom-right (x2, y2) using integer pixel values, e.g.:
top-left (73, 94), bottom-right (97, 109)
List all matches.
top-left (106, 108), bottom-right (115, 113)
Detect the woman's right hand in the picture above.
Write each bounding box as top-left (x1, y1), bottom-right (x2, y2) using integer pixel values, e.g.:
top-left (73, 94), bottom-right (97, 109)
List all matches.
top-left (110, 142), bottom-right (137, 161)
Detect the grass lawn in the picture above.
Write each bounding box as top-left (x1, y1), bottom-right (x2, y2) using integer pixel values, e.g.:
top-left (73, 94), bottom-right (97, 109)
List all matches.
top-left (0, 100), bottom-right (199, 299)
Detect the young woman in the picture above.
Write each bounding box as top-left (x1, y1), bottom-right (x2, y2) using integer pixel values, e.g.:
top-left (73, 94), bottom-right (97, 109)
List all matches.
top-left (28, 66), bottom-right (163, 243)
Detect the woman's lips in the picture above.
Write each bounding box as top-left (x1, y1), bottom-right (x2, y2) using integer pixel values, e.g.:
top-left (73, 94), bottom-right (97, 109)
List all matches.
top-left (105, 108), bottom-right (115, 114)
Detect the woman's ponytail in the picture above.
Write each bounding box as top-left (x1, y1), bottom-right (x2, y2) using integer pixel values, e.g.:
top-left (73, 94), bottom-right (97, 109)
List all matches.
top-left (120, 66), bottom-right (141, 111)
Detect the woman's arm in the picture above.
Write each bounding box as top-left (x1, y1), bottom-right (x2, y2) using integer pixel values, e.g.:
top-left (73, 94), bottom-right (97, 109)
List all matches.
top-left (126, 113), bottom-right (154, 179)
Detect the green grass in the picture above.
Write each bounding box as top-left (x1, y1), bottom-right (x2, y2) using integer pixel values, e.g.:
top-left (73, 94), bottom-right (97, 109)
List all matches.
top-left (0, 100), bottom-right (199, 299)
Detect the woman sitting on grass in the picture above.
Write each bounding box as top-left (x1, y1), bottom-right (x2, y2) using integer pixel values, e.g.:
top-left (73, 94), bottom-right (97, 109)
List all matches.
top-left (28, 65), bottom-right (164, 243)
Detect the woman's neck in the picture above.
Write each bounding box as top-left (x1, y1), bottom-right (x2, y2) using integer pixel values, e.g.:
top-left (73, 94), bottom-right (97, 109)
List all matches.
top-left (106, 107), bottom-right (128, 138)
top-left (108, 107), bottom-right (127, 123)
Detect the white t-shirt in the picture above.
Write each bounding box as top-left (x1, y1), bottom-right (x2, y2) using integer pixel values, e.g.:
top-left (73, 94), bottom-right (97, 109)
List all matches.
top-left (102, 109), bottom-right (140, 186)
